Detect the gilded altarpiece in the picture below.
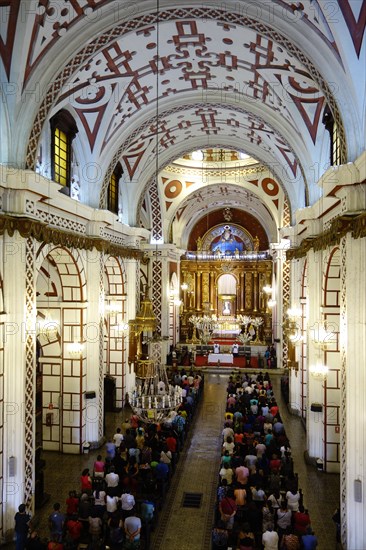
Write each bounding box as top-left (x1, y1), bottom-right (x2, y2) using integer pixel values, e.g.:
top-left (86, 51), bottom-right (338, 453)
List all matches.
top-left (180, 259), bottom-right (272, 342)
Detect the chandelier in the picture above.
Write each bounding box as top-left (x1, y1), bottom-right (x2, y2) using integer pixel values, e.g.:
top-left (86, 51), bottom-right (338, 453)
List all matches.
top-left (309, 363), bottom-right (328, 379)
top-left (188, 314), bottom-right (220, 344)
top-left (126, 2), bottom-right (184, 424)
top-left (309, 320), bottom-right (336, 350)
top-left (236, 315), bottom-right (264, 344)
top-left (39, 312), bottom-right (59, 338)
top-left (128, 359), bottom-right (183, 423)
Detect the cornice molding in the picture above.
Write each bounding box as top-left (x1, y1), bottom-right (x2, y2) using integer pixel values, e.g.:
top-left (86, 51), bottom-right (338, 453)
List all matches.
top-left (0, 215), bottom-right (143, 260)
top-left (286, 213), bottom-right (366, 259)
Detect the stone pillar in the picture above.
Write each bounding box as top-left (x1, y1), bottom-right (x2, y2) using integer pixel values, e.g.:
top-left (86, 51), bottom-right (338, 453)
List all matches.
top-left (85, 249), bottom-right (104, 447)
top-left (270, 243), bottom-right (287, 364)
top-left (2, 233), bottom-right (34, 532)
top-left (306, 249), bottom-right (324, 462)
top-left (342, 233), bottom-right (366, 549)
top-left (288, 257), bottom-right (303, 415)
top-left (125, 258), bottom-right (138, 393)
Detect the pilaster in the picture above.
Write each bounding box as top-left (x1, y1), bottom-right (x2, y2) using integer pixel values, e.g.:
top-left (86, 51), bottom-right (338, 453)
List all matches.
top-left (306, 249), bottom-right (324, 461)
top-left (342, 233), bottom-right (366, 549)
top-left (84, 249), bottom-right (103, 446)
top-left (2, 233), bottom-right (34, 535)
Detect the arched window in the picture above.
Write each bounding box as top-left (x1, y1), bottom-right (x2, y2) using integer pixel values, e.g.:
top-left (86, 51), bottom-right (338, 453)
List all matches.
top-left (50, 110), bottom-right (78, 189)
top-left (322, 105), bottom-right (341, 166)
top-left (108, 163), bottom-right (123, 214)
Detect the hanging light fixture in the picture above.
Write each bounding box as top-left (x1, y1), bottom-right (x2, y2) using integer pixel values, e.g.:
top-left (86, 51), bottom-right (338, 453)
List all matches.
top-left (128, 1), bottom-right (183, 423)
top-left (68, 341), bottom-right (84, 359)
top-left (128, 359), bottom-right (183, 423)
top-left (309, 363), bottom-right (328, 379)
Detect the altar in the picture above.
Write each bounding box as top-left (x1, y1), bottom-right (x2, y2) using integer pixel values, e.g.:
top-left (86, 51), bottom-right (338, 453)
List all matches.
top-left (208, 353), bottom-right (233, 364)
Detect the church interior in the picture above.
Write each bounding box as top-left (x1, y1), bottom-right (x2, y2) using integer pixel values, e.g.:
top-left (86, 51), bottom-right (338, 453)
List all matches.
top-left (0, 1), bottom-right (365, 548)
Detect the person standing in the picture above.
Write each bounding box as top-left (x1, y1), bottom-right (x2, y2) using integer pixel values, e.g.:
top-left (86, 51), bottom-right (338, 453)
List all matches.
top-left (14, 504), bottom-right (31, 550)
top-left (113, 428), bottom-right (124, 448)
top-left (262, 526), bottom-right (279, 550)
top-left (48, 503), bottom-right (65, 543)
top-left (301, 527), bottom-right (318, 549)
top-left (124, 511), bottom-right (141, 546)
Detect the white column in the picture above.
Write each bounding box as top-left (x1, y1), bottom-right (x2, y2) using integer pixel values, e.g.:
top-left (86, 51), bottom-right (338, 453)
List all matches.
top-left (125, 258), bottom-right (138, 394)
top-left (270, 240), bottom-right (288, 365)
top-left (343, 233), bottom-right (366, 549)
top-left (288, 257), bottom-right (302, 415)
top-left (306, 249), bottom-right (324, 460)
top-left (2, 233), bottom-right (31, 531)
top-left (85, 249), bottom-right (103, 446)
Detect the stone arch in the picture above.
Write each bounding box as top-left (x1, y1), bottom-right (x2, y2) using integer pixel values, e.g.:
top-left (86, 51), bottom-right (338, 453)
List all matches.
top-left (104, 256), bottom-right (128, 409)
top-left (35, 243), bottom-right (88, 453)
top-left (322, 246), bottom-right (341, 473)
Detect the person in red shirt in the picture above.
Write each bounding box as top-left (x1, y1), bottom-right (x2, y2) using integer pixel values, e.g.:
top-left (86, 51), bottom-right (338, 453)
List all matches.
top-left (165, 432), bottom-right (177, 453)
top-left (80, 469), bottom-right (92, 494)
top-left (219, 489), bottom-right (237, 530)
top-left (234, 430), bottom-right (244, 446)
top-left (269, 453), bottom-right (281, 473)
top-left (293, 505), bottom-right (311, 536)
top-left (66, 516), bottom-right (82, 546)
top-left (65, 491), bottom-right (79, 517)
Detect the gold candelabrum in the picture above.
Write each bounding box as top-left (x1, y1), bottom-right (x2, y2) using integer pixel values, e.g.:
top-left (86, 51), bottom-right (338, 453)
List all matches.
top-left (188, 314), bottom-right (220, 345)
top-left (236, 314), bottom-right (264, 344)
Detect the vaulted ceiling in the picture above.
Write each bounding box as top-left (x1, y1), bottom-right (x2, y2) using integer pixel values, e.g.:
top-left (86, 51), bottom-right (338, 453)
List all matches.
top-left (1, 1), bottom-right (365, 243)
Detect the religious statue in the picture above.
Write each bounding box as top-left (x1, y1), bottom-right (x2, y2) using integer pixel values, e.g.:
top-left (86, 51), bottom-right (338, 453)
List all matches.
top-left (197, 236), bottom-right (203, 250)
top-left (221, 225), bottom-right (234, 243)
top-left (253, 235), bottom-right (260, 251)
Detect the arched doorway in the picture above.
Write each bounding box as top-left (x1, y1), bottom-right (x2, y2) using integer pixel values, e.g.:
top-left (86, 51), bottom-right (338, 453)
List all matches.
top-left (36, 245), bottom-right (87, 454)
top-left (103, 256), bottom-right (127, 412)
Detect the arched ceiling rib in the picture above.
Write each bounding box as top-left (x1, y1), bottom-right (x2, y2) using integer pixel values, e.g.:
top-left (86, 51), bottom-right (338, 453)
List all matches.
top-left (1, 0), bottom-right (363, 233)
top-left (165, 183), bottom-right (279, 249)
top-left (21, 6), bottom-right (350, 215)
top-left (101, 101), bottom-right (308, 219)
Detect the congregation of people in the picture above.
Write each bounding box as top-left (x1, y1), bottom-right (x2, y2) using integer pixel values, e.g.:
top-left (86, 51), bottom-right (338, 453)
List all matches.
top-left (14, 371), bottom-right (204, 550)
top-left (213, 371), bottom-right (318, 550)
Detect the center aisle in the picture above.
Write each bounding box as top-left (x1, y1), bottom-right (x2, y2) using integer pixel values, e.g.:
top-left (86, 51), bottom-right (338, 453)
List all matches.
top-left (151, 373), bottom-right (227, 549)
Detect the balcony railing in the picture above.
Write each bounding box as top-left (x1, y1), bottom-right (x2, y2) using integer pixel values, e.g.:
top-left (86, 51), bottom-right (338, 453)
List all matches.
top-left (183, 250), bottom-right (271, 261)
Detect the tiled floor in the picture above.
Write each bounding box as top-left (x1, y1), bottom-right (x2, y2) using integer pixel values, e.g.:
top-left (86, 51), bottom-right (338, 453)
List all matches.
top-left (28, 370), bottom-right (340, 549)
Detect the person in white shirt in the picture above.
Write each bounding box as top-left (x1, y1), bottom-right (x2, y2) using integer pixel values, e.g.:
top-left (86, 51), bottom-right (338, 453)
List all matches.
top-left (262, 527), bottom-right (279, 550)
top-left (121, 492), bottom-right (135, 516)
top-left (106, 494), bottom-right (119, 515)
top-left (105, 467), bottom-right (119, 496)
top-left (214, 343), bottom-right (220, 353)
top-left (219, 463), bottom-right (234, 485)
top-left (113, 428), bottom-right (124, 448)
top-left (222, 424), bottom-right (234, 442)
top-left (286, 489), bottom-right (301, 511)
